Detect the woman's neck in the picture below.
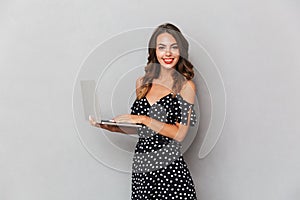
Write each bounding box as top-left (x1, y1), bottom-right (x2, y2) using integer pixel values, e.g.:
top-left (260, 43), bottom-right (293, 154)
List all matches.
top-left (157, 66), bottom-right (174, 81)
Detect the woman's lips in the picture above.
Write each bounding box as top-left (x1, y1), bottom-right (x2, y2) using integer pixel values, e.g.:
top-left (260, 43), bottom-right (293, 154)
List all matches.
top-left (163, 58), bottom-right (174, 64)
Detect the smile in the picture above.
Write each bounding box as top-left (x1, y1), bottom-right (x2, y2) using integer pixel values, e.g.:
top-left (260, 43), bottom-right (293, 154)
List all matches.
top-left (163, 58), bottom-right (174, 64)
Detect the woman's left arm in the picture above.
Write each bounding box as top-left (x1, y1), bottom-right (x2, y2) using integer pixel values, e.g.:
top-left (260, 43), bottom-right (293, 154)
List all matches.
top-left (114, 80), bottom-right (196, 142)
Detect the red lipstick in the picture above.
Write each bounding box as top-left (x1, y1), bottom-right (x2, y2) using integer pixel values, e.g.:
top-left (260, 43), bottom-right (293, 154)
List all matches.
top-left (163, 58), bottom-right (174, 64)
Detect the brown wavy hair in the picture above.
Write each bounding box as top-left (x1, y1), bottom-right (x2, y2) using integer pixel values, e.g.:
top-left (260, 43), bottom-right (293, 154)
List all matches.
top-left (137, 23), bottom-right (195, 100)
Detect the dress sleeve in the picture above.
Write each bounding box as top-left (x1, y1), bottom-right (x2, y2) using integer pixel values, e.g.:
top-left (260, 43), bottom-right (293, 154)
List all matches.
top-left (175, 95), bottom-right (197, 126)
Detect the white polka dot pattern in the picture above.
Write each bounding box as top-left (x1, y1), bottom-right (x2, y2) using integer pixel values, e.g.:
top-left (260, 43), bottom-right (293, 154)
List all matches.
top-left (130, 93), bottom-right (198, 199)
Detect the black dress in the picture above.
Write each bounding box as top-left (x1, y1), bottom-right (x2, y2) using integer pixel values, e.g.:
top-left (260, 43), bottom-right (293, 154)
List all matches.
top-left (130, 92), bottom-right (198, 200)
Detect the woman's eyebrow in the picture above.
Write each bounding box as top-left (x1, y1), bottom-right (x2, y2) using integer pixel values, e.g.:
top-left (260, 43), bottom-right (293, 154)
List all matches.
top-left (157, 43), bottom-right (178, 46)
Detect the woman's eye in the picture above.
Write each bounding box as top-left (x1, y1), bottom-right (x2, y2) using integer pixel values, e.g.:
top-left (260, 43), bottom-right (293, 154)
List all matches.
top-left (158, 46), bottom-right (165, 50)
top-left (172, 45), bottom-right (178, 49)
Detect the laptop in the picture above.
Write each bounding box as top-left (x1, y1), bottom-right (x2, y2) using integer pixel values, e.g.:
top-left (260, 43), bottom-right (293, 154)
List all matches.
top-left (80, 80), bottom-right (142, 128)
top-left (99, 119), bottom-right (142, 128)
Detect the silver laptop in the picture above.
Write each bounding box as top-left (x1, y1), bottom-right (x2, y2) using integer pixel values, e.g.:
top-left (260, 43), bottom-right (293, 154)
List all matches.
top-left (80, 80), bottom-right (142, 128)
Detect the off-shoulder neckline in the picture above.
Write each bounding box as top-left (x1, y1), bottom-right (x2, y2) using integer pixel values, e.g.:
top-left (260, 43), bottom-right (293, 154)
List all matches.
top-left (143, 92), bottom-right (193, 107)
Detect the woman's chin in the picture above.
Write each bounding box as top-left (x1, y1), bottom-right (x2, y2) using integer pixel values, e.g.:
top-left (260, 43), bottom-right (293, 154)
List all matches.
top-left (160, 64), bottom-right (176, 70)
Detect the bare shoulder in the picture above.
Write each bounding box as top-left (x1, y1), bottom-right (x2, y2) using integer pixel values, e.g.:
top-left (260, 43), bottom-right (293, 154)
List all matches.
top-left (179, 80), bottom-right (196, 104)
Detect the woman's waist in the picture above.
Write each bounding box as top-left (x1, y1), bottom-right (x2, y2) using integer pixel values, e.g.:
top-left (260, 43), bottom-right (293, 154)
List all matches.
top-left (135, 135), bottom-right (181, 153)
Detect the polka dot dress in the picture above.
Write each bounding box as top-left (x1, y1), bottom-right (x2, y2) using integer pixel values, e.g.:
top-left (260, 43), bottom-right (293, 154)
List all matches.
top-left (130, 93), bottom-right (198, 200)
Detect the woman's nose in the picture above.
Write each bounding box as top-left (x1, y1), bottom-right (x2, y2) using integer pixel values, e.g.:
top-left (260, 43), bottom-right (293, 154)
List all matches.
top-left (165, 48), bottom-right (171, 56)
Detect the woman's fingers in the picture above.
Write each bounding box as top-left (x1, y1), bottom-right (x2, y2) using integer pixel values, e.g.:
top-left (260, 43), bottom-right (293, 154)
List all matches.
top-left (89, 115), bottom-right (99, 127)
top-left (88, 115), bottom-right (94, 125)
top-left (89, 115), bottom-right (118, 131)
top-left (114, 114), bottom-right (132, 123)
top-left (114, 114), bottom-right (143, 124)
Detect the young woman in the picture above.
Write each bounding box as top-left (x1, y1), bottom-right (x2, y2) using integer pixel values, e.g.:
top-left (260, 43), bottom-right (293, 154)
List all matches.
top-left (90, 23), bottom-right (198, 199)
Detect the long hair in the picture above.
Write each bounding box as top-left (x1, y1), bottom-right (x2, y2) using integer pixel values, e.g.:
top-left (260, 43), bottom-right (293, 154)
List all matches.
top-left (137, 23), bottom-right (195, 100)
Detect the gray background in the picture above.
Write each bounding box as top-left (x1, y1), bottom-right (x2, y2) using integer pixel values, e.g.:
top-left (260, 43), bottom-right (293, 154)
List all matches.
top-left (1, 0), bottom-right (300, 199)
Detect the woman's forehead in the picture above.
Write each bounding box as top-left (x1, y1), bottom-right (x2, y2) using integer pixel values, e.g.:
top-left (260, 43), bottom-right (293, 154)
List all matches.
top-left (156, 33), bottom-right (177, 44)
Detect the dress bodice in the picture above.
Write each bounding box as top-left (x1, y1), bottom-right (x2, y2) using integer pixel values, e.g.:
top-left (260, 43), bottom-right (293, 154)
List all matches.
top-left (131, 93), bottom-right (197, 139)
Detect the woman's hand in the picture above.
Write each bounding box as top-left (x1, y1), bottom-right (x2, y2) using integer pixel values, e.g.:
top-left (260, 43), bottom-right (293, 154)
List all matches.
top-left (113, 114), bottom-right (146, 124)
top-left (89, 115), bottom-right (119, 132)
top-left (89, 115), bottom-right (101, 127)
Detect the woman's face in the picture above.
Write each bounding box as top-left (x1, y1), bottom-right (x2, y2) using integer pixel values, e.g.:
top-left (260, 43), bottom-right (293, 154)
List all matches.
top-left (156, 33), bottom-right (180, 69)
